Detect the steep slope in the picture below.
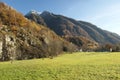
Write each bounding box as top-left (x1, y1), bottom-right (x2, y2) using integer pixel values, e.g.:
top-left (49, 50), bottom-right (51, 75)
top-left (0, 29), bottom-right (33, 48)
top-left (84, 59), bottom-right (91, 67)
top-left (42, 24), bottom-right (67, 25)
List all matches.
top-left (0, 3), bottom-right (76, 61)
top-left (25, 11), bottom-right (120, 45)
top-left (25, 11), bottom-right (99, 50)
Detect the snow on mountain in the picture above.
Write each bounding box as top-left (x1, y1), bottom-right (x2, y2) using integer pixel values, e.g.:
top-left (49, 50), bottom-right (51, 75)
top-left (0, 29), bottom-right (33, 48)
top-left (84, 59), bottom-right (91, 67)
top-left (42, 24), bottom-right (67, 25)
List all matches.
top-left (26, 10), bottom-right (41, 16)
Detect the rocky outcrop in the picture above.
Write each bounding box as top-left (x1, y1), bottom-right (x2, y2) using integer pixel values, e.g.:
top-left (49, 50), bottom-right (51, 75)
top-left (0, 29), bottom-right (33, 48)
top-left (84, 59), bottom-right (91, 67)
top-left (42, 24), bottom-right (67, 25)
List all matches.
top-left (0, 27), bottom-right (16, 61)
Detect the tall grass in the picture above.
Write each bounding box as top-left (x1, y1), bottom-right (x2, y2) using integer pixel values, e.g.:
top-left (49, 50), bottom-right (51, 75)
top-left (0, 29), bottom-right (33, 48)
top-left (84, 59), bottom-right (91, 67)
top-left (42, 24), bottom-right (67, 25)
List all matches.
top-left (0, 52), bottom-right (120, 80)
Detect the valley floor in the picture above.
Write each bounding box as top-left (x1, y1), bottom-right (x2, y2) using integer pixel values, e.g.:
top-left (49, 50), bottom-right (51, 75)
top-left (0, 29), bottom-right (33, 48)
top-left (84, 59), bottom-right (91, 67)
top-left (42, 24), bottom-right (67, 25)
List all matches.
top-left (0, 52), bottom-right (120, 80)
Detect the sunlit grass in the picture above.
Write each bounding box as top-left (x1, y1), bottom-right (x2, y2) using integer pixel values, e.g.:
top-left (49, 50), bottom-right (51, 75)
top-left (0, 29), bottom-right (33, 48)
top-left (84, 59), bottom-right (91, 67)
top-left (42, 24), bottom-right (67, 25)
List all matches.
top-left (0, 52), bottom-right (120, 80)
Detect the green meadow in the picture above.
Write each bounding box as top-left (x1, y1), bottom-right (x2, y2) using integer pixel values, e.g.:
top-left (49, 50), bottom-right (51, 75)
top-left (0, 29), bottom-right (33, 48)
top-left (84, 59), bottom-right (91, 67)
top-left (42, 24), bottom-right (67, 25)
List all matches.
top-left (0, 52), bottom-right (120, 80)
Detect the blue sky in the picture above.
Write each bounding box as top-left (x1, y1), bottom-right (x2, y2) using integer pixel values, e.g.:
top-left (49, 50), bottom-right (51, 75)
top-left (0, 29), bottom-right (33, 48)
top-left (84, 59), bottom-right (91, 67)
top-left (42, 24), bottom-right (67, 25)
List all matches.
top-left (1, 0), bottom-right (120, 35)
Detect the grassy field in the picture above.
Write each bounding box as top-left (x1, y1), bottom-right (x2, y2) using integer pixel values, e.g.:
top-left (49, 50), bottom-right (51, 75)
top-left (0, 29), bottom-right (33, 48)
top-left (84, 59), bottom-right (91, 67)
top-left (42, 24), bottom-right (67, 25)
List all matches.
top-left (0, 52), bottom-right (120, 80)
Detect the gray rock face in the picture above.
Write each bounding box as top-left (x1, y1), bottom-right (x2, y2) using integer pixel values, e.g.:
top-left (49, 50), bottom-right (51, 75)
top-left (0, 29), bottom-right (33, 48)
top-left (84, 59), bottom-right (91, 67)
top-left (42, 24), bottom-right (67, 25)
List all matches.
top-left (0, 25), bottom-right (15, 60)
top-left (0, 31), bottom-right (16, 61)
top-left (0, 34), bottom-right (3, 58)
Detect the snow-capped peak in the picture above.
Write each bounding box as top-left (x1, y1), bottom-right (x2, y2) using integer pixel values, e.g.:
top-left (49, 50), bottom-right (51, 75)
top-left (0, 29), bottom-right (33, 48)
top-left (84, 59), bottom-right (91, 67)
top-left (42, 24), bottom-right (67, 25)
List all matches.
top-left (26, 10), bottom-right (41, 16)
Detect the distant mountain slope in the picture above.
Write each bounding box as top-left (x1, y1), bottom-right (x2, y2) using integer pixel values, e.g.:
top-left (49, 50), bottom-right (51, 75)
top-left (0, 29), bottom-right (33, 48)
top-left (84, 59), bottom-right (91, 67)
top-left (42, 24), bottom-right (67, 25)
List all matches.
top-left (0, 3), bottom-right (76, 61)
top-left (25, 11), bottom-right (120, 45)
top-left (78, 21), bottom-right (120, 44)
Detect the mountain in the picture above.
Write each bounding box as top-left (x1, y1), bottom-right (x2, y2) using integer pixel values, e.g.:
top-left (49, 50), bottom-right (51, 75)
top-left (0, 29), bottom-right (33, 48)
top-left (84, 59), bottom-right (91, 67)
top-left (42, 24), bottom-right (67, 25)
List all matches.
top-left (25, 11), bottom-right (120, 46)
top-left (0, 2), bottom-right (76, 61)
top-left (25, 11), bottom-right (99, 50)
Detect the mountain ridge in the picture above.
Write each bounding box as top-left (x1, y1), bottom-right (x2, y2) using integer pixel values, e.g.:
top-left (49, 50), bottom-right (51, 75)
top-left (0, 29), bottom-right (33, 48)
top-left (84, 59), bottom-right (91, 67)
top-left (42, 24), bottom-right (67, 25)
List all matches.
top-left (25, 11), bottom-right (120, 45)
